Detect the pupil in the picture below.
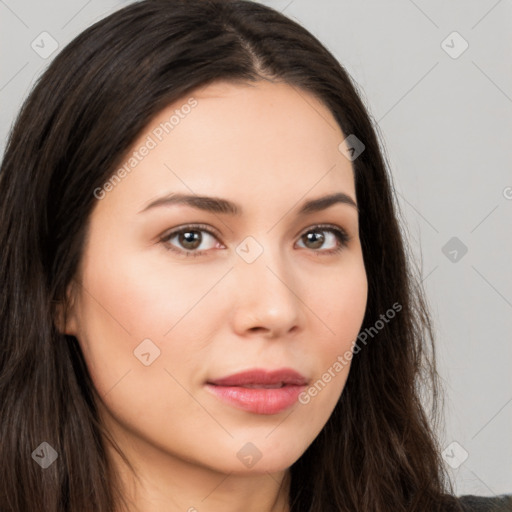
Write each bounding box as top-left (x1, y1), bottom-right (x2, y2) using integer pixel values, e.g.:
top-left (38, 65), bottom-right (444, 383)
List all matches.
top-left (306, 231), bottom-right (324, 249)
top-left (180, 231), bottom-right (201, 249)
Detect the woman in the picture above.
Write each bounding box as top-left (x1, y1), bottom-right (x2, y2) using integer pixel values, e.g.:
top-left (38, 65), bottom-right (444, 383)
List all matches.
top-left (0, 1), bottom-right (509, 511)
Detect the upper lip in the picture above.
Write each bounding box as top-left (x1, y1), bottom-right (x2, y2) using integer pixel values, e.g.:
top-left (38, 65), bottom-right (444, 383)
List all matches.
top-left (207, 368), bottom-right (308, 387)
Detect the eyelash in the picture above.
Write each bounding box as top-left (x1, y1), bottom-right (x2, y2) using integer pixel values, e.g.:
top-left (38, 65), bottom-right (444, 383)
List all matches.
top-left (159, 223), bottom-right (351, 258)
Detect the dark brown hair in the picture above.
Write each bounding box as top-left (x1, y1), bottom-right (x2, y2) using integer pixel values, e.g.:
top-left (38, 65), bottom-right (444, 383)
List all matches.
top-left (0, 1), bottom-right (462, 510)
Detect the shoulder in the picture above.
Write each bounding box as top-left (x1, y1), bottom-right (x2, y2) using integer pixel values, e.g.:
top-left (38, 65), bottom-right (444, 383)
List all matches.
top-left (457, 494), bottom-right (512, 511)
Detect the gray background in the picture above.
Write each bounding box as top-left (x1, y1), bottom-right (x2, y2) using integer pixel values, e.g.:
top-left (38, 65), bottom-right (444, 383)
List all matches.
top-left (1, 0), bottom-right (510, 497)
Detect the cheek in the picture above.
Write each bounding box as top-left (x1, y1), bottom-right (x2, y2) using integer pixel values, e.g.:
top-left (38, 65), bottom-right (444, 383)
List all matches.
top-left (293, 257), bottom-right (367, 415)
top-left (79, 244), bottom-right (220, 340)
top-left (312, 256), bottom-right (368, 352)
top-left (73, 247), bottom-right (221, 406)
top-left (73, 261), bottom-right (212, 443)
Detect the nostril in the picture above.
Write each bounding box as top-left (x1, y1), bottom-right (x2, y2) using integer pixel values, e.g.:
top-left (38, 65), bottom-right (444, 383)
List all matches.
top-left (249, 326), bottom-right (267, 333)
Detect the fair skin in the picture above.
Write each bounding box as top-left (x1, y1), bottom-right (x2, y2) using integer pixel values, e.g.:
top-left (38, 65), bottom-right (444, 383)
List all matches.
top-left (61, 79), bottom-right (368, 512)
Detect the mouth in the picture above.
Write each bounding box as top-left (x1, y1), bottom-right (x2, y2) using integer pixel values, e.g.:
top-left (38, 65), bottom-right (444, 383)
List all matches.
top-left (205, 368), bottom-right (308, 415)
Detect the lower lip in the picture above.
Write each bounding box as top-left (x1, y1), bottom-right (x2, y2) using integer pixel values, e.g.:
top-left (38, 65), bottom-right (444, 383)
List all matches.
top-left (205, 384), bottom-right (306, 415)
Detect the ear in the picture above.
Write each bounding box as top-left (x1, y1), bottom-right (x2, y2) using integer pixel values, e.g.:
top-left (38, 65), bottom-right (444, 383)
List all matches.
top-left (53, 281), bottom-right (79, 335)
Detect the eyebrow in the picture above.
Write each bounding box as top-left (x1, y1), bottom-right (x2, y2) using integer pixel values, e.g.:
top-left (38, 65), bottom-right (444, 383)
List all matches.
top-left (138, 191), bottom-right (358, 216)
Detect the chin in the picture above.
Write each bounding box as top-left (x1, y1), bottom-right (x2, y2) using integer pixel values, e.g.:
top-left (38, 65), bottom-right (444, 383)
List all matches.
top-left (224, 438), bottom-right (308, 476)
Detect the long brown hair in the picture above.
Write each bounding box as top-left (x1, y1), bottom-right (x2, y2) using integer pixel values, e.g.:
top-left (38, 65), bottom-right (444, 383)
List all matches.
top-left (0, 1), bottom-right (461, 510)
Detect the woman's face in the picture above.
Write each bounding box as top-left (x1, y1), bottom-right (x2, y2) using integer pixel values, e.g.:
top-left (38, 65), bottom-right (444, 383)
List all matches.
top-left (64, 80), bottom-right (367, 477)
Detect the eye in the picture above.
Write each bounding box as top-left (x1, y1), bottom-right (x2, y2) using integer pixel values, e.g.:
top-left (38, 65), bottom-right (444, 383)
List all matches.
top-left (296, 224), bottom-right (351, 255)
top-left (160, 224), bottom-right (223, 257)
top-left (159, 223), bottom-right (351, 257)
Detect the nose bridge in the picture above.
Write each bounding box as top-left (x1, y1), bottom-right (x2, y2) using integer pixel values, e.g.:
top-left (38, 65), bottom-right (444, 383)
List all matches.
top-left (231, 234), bottom-right (302, 335)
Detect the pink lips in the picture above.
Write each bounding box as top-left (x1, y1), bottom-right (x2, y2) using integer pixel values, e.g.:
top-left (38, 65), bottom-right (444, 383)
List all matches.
top-left (205, 368), bottom-right (308, 415)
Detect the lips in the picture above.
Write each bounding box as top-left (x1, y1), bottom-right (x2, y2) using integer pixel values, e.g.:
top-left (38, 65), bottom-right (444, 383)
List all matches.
top-left (205, 368), bottom-right (308, 415)
top-left (207, 368), bottom-right (308, 387)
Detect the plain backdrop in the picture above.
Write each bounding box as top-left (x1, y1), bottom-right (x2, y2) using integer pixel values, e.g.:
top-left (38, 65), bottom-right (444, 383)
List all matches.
top-left (1, 0), bottom-right (511, 497)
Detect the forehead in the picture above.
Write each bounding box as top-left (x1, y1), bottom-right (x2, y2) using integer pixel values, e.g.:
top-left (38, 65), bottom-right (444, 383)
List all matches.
top-left (94, 79), bottom-right (355, 217)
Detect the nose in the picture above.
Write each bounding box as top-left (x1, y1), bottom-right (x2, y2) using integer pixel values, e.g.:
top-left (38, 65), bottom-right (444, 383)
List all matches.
top-left (229, 242), bottom-right (304, 339)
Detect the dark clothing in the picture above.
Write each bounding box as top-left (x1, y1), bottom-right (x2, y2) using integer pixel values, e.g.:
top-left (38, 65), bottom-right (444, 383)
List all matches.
top-left (459, 494), bottom-right (512, 511)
